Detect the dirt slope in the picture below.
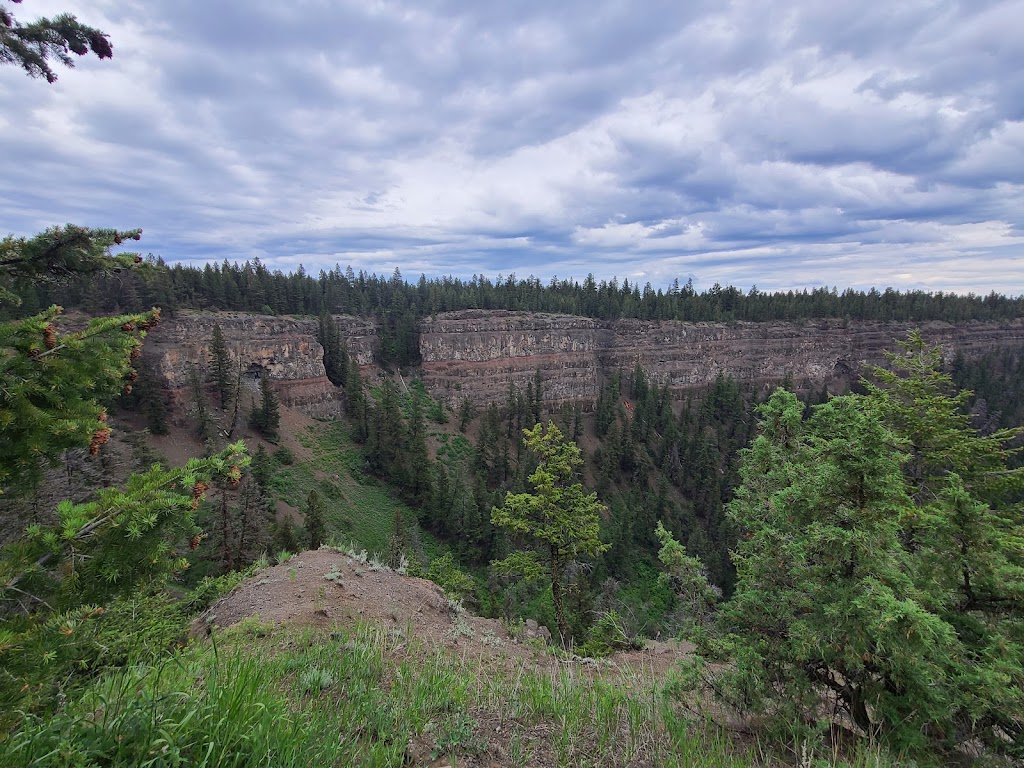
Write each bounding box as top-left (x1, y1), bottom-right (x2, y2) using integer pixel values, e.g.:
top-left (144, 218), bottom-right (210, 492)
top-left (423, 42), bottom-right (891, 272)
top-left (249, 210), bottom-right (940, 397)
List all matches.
top-left (195, 548), bottom-right (693, 679)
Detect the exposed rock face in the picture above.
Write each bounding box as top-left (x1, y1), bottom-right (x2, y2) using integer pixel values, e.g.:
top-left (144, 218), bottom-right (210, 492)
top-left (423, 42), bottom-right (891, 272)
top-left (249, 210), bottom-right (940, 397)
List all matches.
top-left (418, 311), bottom-right (1024, 409)
top-left (419, 312), bottom-right (604, 408)
top-left (148, 309), bottom-right (1024, 417)
top-left (147, 312), bottom-right (378, 418)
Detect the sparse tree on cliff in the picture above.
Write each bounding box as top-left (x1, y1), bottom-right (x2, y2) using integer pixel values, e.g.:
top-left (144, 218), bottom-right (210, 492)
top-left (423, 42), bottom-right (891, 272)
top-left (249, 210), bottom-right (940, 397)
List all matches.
top-left (209, 322), bottom-right (232, 410)
top-left (458, 396), bottom-right (474, 432)
top-left (249, 374), bottom-right (280, 442)
top-left (317, 311), bottom-right (346, 386)
top-left (491, 422), bottom-right (608, 645)
top-left (188, 363), bottom-right (213, 443)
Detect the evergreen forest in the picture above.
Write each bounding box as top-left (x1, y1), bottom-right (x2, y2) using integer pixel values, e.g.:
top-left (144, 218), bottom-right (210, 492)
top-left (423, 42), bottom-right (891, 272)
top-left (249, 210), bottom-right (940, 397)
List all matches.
top-left (5, 256), bottom-right (1024, 368)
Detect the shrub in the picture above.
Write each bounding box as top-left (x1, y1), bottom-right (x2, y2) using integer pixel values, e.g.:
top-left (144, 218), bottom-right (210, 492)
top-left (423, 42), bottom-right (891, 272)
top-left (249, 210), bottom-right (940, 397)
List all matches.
top-left (427, 553), bottom-right (477, 605)
top-left (578, 610), bottom-right (643, 658)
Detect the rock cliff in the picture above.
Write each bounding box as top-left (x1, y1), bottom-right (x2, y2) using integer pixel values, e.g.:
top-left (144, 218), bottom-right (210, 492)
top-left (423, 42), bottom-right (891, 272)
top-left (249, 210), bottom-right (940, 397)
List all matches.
top-left (146, 311), bottom-right (377, 418)
top-left (146, 310), bottom-right (1024, 417)
top-left (418, 311), bottom-right (1024, 409)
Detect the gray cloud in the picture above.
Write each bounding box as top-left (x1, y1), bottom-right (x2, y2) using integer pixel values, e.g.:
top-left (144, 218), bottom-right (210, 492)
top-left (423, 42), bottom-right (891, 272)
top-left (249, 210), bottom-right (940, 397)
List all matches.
top-left (1, 0), bottom-right (1023, 294)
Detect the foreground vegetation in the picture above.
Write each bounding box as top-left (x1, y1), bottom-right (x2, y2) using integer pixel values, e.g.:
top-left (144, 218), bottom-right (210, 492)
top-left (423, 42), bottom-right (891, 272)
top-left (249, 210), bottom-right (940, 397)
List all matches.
top-left (4, 604), bottom-right (917, 768)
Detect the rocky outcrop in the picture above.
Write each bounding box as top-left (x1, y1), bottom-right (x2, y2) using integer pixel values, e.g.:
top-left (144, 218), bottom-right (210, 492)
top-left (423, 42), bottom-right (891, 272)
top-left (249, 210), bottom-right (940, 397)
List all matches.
top-left (146, 309), bottom-right (1024, 418)
top-left (418, 311), bottom-right (1024, 409)
top-left (146, 312), bottom-right (378, 418)
top-left (419, 312), bottom-right (604, 408)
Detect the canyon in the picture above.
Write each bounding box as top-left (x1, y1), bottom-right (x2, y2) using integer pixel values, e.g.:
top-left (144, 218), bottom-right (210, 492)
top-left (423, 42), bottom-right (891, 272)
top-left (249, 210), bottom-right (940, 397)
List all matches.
top-left (147, 311), bottom-right (377, 418)
top-left (146, 310), bottom-right (1024, 416)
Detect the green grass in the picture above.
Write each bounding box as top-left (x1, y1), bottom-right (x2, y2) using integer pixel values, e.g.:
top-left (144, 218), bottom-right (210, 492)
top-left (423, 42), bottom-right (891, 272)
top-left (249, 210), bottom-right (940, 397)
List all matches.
top-left (3, 614), bottom-right (924, 768)
top-left (433, 431), bottom-right (473, 464)
top-left (269, 421), bottom-right (426, 555)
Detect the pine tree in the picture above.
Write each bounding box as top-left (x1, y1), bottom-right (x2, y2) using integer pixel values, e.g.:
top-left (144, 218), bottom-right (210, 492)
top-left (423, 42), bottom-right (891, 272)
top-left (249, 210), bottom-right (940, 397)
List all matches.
top-left (458, 396), bottom-right (474, 432)
top-left (0, 443), bottom-right (248, 712)
top-left (406, 392), bottom-right (434, 508)
top-left (304, 488), bottom-right (325, 549)
top-left (715, 371), bottom-right (1024, 757)
top-left (209, 322), bottom-right (232, 410)
top-left (0, 18), bottom-right (254, 719)
top-left (125, 355), bottom-right (168, 435)
top-left (719, 389), bottom-right (955, 745)
top-left (1, 227), bottom-right (155, 494)
top-left (366, 379), bottom-right (404, 481)
top-left (188, 363), bottom-right (213, 443)
top-left (249, 375), bottom-right (280, 442)
top-left (0, 2), bottom-right (112, 83)
top-left (317, 311), bottom-right (346, 386)
top-left (272, 518), bottom-right (298, 554)
top-left (532, 367), bottom-right (543, 422)
top-left (655, 521), bottom-right (718, 632)
top-left (249, 443), bottom-right (273, 488)
top-left (491, 422), bottom-right (609, 645)
top-left (865, 333), bottom-right (1024, 755)
top-left (343, 354), bottom-right (367, 442)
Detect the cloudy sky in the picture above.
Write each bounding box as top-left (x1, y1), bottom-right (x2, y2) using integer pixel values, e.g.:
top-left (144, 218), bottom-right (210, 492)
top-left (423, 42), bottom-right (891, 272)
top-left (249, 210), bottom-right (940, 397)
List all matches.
top-left (3, 0), bottom-right (1024, 293)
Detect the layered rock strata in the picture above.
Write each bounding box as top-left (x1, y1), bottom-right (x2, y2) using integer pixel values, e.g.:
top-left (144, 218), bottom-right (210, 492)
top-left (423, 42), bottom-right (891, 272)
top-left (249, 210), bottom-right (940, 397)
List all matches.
top-left (418, 311), bottom-right (1024, 409)
top-left (147, 310), bottom-right (1024, 417)
top-left (146, 311), bottom-right (378, 418)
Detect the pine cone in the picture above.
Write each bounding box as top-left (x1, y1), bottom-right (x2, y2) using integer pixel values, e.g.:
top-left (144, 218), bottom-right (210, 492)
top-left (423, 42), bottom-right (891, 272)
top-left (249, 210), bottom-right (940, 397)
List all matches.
top-left (139, 308), bottom-right (161, 331)
top-left (191, 481), bottom-right (209, 508)
top-left (89, 427), bottom-right (111, 455)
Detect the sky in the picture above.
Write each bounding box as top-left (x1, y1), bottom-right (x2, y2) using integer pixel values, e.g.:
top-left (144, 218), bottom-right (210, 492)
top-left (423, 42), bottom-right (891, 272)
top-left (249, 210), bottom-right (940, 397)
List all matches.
top-left (2, 0), bottom-right (1024, 294)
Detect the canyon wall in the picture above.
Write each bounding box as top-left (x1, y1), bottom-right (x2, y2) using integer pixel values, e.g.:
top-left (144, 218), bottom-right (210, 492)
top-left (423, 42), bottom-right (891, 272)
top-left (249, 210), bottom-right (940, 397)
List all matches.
top-left (418, 310), bottom-right (1024, 409)
top-left (147, 309), bottom-right (1024, 417)
top-left (147, 311), bottom-right (378, 418)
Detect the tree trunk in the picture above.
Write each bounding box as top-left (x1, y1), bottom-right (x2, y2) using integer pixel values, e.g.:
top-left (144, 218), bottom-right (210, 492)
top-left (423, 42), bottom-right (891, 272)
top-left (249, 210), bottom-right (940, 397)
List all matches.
top-left (219, 493), bottom-right (233, 573)
top-left (849, 687), bottom-right (872, 734)
top-left (237, 486), bottom-right (250, 564)
top-left (550, 550), bottom-right (569, 647)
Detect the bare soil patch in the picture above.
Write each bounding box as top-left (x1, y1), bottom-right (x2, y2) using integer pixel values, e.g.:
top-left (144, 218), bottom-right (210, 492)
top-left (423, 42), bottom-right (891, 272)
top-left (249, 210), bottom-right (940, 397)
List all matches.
top-left (194, 548), bottom-right (694, 682)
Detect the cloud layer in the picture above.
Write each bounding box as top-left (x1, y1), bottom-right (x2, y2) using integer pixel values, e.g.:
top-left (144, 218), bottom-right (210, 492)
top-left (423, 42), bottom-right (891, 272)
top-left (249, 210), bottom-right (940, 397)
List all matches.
top-left (3, 0), bottom-right (1023, 293)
